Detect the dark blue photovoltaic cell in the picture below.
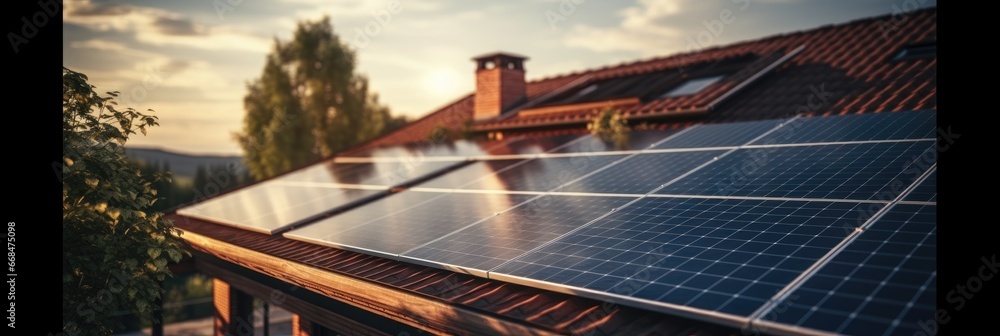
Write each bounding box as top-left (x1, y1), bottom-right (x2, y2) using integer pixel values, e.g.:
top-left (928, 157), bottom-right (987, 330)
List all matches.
top-left (763, 204), bottom-right (935, 336)
top-left (278, 159), bottom-right (465, 186)
top-left (553, 130), bottom-right (680, 153)
top-left (903, 170), bottom-right (936, 202)
top-left (419, 155), bottom-right (624, 191)
top-left (493, 197), bottom-right (877, 316)
top-left (285, 191), bottom-right (537, 255)
top-left (556, 151), bottom-right (724, 194)
top-left (402, 195), bottom-right (633, 271)
top-left (176, 185), bottom-right (383, 234)
top-left (658, 141), bottom-right (935, 200)
top-left (653, 119), bottom-right (786, 149)
top-left (750, 110), bottom-right (936, 145)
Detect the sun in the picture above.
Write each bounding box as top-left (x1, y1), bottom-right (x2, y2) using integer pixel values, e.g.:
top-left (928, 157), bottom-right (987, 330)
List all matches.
top-left (423, 68), bottom-right (462, 96)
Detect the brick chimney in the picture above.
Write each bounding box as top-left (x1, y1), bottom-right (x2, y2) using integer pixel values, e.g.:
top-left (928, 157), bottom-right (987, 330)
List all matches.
top-left (473, 52), bottom-right (528, 120)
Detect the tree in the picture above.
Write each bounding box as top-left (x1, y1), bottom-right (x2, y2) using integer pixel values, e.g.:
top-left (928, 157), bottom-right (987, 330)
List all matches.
top-left (237, 16), bottom-right (397, 180)
top-left (62, 67), bottom-right (189, 335)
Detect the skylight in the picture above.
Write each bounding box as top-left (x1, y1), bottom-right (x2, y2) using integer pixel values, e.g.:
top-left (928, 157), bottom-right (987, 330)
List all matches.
top-left (574, 84), bottom-right (598, 97)
top-left (660, 75), bottom-right (724, 98)
top-left (891, 42), bottom-right (936, 61)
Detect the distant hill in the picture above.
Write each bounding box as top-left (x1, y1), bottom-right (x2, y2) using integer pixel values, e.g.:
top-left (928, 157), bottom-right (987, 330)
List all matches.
top-left (125, 147), bottom-right (244, 179)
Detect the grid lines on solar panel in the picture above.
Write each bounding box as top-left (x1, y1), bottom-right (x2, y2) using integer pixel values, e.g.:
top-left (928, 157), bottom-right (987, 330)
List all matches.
top-left (759, 204), bottom-right (935, 336)
top-left (652, 119), bottom-right (785, 149)
top-left (492, 197), bottom-right (880, 317)
top-left (657, 141), bottom-right (935, 200)
top-left (750, 110), bottom-right (936, 145)
top-left (284, 192), bottom-right (538, 256)
top-left (176, 184), bottom-right (384, 234)
top-left (556, 150), bottom-right (725, 194)
top-left (902, 169), bottom-right (936, 202)
top-left (402, 195), bottom-right (634, 272)
top-left (419, 154), bottom-right (625, 191)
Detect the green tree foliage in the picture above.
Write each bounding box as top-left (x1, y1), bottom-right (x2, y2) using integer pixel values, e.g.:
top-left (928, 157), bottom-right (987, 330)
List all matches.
top-left (237, 16), bottom-right (398, 180)
top-left (586, 107), bottom-right (631, 149)
top-left (62, 68), bottom-right (189, 335)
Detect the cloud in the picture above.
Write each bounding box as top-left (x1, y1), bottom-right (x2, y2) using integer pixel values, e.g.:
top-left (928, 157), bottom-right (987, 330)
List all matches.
top-left (151, 17), bottom-right (207, 36)
top-left (65, 0), bottom-right (269, 52)
top-left (561, 0), bottom-right (744, 56)
top-left (70, 39), bottom-right (159, 58)
top-left (288, 0), bottom-right (444, 20)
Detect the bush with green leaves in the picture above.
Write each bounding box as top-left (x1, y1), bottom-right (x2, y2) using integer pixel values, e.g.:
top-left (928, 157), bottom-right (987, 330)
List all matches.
top-left (586, 107), bottom-right (630, 149)
top-left (62, 67), bottom-right (189, 335)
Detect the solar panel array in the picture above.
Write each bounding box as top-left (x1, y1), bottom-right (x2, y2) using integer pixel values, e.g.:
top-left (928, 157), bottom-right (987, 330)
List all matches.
top-left (179, 110), bottom-right (937, 334)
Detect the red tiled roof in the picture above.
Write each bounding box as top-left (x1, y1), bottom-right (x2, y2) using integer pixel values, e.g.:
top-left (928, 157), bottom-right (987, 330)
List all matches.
top-left (356, 8), bottom-right (935, 148)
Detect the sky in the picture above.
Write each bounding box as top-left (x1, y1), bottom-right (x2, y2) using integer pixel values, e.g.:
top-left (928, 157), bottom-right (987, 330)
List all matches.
top-left (64, 0), bottom-right (937, 155)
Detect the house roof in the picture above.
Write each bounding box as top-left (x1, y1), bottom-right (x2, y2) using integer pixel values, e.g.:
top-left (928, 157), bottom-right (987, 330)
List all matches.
top-left (173, 8), bottom-right (937, 335)
top-left (353, 7), bottom-right (935, 150)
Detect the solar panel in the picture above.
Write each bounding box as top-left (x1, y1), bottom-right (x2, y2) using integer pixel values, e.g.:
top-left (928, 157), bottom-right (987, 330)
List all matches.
top-left (337, 139), bottom-right (496, 158)
top-left (284, 191), bottom-right (538, 257)
top-left (903, 169), bottom-right (936, 202)
top-left (556, 151), bottom-right (724, 194)
top-left (658, 141), bottom-right (935, 200)
top-left (484, 134), bottom-right (585, 155)
top-left (418, 155), bottom-right (625, 191)
top-left (401, 195), bottom-right (634, 273)
top-left (407, 159), bottom-right (527, 190)
top-left (653, 119), bottom-right (786, 149)
top-left (278, 158), bottom-right (467, 187)
top-left (750, 110), bottom-right (936, 145)
top-left (755, 204), bottom-right (935, 336)
top-left (491, 197), bottom-right (880, 317)
top-left (176, 184), bottom-right (384, 234)
top-left (553, 130), bottom-right (681, 153)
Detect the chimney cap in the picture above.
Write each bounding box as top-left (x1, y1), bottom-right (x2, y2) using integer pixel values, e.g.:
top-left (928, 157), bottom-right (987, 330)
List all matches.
top-left (472, 51), bottom-right (529, 61)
